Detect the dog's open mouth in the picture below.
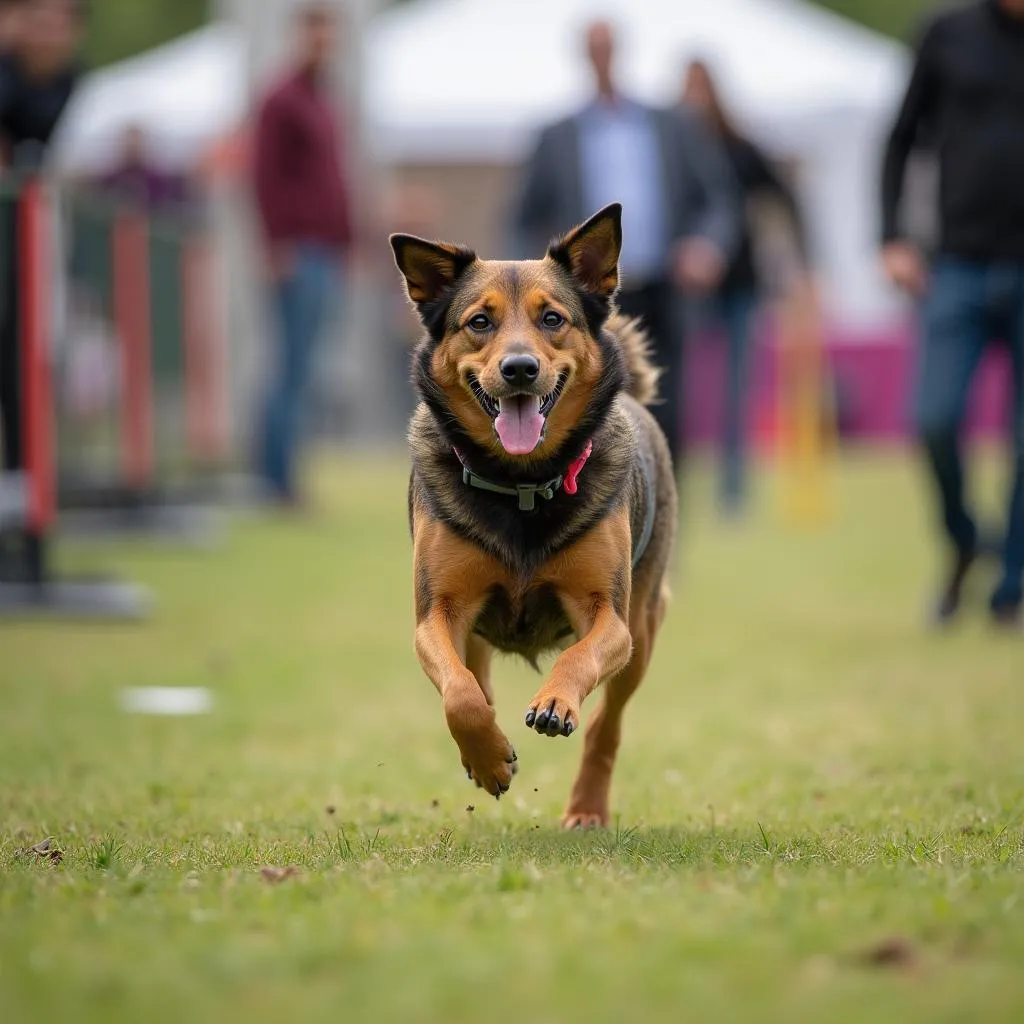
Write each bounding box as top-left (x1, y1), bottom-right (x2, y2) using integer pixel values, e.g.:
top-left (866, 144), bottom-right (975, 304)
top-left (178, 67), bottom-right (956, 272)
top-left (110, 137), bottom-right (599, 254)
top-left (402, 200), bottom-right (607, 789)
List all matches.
top-left (467, 372), bottom-right (569, 455)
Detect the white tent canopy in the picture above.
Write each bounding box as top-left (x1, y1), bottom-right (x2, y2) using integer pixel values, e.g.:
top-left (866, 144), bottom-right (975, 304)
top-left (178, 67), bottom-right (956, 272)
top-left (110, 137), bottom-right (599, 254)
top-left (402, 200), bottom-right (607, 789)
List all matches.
top-left (51, 23), bottom-right (246, 175)
top-left (366, 0), bottom-right (911, 329)
top-left (50, 1), bottom-right (914, 329)
top-left (366, 0), bottom-right (907, 161)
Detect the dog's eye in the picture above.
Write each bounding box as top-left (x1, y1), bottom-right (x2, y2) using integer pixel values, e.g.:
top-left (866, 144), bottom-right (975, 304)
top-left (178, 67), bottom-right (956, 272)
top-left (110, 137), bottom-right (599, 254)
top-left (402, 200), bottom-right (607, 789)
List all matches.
top-left (466, 314), bottom-right (492, 333)
top-left (542, 311), bottom-right (565, 329)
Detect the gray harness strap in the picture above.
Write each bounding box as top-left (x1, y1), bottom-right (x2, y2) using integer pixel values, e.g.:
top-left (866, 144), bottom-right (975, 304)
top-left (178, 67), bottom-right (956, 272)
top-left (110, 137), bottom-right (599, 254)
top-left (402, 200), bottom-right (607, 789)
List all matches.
top-left (632, 453), bottom-right (657, 570)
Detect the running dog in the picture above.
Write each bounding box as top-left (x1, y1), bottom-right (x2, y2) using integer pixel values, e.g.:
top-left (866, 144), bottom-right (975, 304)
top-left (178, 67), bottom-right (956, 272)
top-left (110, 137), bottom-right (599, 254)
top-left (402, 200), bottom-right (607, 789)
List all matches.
top-left (392, 203), bottom-right (677, 828)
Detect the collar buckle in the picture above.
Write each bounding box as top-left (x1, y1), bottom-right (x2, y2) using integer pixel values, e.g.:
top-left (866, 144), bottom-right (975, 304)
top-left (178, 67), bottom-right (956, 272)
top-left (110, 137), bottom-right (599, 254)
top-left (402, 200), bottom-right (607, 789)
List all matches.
top-left (515, 480), bottom-right (560, 512)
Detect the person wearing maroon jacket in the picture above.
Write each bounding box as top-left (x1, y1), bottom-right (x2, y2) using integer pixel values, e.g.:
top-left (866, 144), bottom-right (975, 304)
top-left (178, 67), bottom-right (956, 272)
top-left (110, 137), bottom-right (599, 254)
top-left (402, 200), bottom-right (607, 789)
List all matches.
top-left (253, 3), bottom-right (351, 505)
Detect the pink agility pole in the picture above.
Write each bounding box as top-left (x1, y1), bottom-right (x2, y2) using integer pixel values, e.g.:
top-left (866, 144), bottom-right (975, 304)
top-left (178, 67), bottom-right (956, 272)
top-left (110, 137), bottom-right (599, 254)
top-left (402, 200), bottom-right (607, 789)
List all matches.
top-left (181, 235), bottom-right (227, 465)
top-left (113, 211), bottom-right (154, 491)
top-left (18, 178), bottom-right (55, 535)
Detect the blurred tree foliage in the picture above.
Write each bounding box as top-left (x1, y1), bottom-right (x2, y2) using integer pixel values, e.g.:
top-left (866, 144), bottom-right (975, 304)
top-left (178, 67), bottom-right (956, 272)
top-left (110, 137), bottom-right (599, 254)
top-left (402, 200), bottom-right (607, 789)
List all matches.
top-left (810, 0), bottom-right (941, 41)
top-left (83, 0), bottom-right (209, 68)
top-left (81, 0), bottom-right (944, 70)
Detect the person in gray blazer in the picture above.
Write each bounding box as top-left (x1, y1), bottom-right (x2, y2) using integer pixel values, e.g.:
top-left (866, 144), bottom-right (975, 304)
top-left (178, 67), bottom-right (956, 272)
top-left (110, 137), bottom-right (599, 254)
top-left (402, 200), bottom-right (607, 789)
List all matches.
top-left (512, 20), bottom-right (740, 469)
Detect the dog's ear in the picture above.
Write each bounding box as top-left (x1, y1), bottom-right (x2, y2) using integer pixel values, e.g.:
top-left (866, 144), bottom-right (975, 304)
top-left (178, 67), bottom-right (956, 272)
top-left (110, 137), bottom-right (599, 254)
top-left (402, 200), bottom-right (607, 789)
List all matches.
top-left (548, 203), bottom-right (622, 299)
top-left (390, 234), bottom-right (476, 312)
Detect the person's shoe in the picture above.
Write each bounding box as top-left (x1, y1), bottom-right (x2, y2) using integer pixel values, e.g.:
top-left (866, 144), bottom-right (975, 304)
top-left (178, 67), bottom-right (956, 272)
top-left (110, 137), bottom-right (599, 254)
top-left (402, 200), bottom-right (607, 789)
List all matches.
top-left (990, 582), bottom-right (1023, 632)
top-left (253, 482), bottom-right (312, 518)
top-left (930, 545), bottom-right (977, 626)
top-left (991, 604), bottom-right (1023, 633)
top-left (270, 491), bottom-right (313, 517)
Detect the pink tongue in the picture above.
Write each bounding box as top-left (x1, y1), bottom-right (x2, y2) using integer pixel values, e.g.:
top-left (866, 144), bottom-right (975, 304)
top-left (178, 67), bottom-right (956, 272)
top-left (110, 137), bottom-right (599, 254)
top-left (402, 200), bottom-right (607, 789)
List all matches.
top-left (494, 396), bottom-right (545, 455)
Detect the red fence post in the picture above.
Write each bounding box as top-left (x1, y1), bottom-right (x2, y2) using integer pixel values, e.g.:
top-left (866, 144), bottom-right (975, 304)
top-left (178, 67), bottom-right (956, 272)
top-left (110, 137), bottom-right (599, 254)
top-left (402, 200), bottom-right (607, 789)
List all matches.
top-left (112, 210), bottom-right (154, 491)
top-left (18, 178), bottom-right (55, 535)
top-left (181, 234), bottom-right (227, 465)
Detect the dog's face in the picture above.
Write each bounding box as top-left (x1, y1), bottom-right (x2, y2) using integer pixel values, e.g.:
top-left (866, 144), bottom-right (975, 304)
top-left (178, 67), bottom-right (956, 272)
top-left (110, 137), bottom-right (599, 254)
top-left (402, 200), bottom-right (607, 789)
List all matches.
top-left (392, 204), bottom-right (623, 461)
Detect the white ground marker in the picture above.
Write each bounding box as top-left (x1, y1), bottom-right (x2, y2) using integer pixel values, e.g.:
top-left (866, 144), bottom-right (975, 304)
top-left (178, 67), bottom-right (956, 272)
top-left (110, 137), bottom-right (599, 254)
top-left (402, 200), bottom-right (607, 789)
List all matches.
top-left (121, 687), bottom-right (213, 716)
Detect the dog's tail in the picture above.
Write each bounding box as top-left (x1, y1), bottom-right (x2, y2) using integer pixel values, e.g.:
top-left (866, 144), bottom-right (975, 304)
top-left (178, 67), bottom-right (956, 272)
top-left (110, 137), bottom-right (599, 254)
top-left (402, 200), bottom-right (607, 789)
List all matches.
top-left (606, 312), bottom-right (660, 407)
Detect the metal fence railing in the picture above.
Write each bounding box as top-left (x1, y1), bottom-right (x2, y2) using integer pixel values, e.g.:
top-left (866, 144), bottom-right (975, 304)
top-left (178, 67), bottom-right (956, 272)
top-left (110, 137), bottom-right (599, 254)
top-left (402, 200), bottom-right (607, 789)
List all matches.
top-left (59, 185), bottom-right (229, 502)
top-left (0, 170), bottom-right (228, 616)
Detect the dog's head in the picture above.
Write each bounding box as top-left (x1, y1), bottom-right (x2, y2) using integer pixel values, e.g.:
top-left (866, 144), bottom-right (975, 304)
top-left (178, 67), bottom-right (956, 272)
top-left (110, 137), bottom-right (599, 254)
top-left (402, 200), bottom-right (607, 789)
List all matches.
top-left (392, 204), bottom-right (627, 462)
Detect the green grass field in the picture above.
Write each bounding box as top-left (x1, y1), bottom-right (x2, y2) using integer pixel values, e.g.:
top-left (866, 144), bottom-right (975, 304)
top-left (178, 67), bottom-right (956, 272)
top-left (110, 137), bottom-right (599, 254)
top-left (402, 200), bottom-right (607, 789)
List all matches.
top-left (2, 451), bottom-right (1022, 1023)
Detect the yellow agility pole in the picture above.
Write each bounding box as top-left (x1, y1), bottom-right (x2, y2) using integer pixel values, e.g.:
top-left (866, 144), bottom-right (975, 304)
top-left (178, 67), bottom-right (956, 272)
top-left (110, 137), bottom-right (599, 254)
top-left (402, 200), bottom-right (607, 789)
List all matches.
top-left (776, 278), bottom-right (835, 528)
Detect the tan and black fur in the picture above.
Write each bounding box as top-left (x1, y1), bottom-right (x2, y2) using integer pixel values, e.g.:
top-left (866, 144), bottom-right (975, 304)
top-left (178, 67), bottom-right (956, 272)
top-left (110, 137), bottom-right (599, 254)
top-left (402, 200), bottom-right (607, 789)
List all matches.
top-left (392, 204), bottom-right (677, 828)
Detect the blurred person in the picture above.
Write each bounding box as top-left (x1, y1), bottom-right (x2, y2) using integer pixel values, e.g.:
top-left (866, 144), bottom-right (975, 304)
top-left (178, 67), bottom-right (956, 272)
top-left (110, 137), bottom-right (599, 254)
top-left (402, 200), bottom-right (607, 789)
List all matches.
top-left (681, 59), bottom-right (810, 517)
top-left (0, 0), bottom-right (82, 474)
top-left (94, 123), bottom-right (190, 213)
top-left (513, 20), bottom-right (738, 471)
top-left (252, 2), bottom-right (352, 507)
top-left (881, 0), bottom-right (1024, 630)
top-left (0, 0), bottom-right (79, 170)
top-left (0, 0), bottom-right (25, 57)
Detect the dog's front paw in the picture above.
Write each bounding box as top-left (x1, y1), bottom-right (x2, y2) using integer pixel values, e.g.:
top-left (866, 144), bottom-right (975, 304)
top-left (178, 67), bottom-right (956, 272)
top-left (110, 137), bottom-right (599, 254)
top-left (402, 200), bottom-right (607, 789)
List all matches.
top-left (459, 734), bottom-right (519, 799)
top-left (445, 693), bottom-right (519, 799)
top-left (524, 688), bottom-right (579, 738)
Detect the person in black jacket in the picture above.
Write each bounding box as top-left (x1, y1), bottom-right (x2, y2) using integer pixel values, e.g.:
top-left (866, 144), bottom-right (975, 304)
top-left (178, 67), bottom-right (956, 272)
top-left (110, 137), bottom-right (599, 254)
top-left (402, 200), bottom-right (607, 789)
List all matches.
top-left (881, 0), bottom-right (1024, 630)
top-left (681, 59), bottom-right (810, 516)
top-left (0, 0), bottom-right (82, 473)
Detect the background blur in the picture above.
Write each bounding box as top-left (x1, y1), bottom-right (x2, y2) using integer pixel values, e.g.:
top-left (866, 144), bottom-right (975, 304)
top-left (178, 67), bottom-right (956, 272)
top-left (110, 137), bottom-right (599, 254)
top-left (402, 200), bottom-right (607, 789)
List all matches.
top-left (8, 0), bottom-right (1008, 496)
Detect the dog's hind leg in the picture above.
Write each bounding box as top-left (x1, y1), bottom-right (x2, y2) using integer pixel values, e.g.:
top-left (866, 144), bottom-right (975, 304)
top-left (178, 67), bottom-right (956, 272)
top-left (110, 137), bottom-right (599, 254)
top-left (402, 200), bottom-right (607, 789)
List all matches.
top-left (562, 577), bottom-right (667, 829)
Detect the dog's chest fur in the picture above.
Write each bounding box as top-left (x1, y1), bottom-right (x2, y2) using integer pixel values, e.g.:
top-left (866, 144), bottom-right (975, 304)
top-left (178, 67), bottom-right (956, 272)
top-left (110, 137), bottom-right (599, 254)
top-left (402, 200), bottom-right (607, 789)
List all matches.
top-left (472, 582), bottom-right (574, 661)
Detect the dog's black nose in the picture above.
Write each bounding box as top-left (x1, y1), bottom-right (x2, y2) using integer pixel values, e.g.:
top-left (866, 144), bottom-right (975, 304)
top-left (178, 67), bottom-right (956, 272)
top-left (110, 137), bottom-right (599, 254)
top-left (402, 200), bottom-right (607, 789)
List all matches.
top-left (499, 354), bottom-right (540, 387)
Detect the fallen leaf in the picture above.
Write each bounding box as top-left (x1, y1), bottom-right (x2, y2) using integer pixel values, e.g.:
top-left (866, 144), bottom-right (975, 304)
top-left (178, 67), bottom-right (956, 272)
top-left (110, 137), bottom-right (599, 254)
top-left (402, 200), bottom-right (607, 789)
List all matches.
top-left (859, 937), bottom-right (918, 969)
top-left (260, 866), bottom-right (299, 884)
top-left (25, 837), bottom-right (64, 864)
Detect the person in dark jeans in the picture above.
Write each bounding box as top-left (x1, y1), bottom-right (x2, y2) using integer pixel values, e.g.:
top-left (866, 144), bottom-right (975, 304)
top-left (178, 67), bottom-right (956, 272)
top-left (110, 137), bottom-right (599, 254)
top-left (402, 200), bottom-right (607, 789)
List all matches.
top-left (881, 0), bottom-right (1024, 629)
top-left (513, 21), bottom-right (738, 471)
top-left (253, 3), bottom-right (352, 506)
top-left (682, 59), bottom-right (810, 516)
top-left (0, 0), bottom-right (81, 473)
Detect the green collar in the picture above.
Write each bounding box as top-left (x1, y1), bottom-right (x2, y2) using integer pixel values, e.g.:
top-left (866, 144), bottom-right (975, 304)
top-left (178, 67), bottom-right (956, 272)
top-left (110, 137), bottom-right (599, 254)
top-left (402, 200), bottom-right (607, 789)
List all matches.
top-left (452, 446), bottom-right (563, 512)
top-left (452, 440), bottom-right (594, 513)
top-left (460, 465), bottom-right (563, 512)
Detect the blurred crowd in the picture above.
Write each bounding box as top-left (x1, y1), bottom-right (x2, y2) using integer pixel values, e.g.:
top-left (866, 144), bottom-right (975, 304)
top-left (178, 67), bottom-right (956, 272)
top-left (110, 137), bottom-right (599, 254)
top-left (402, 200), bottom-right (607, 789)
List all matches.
top-left (0, 0), bottom-right (1022, 629)
top-left (247, 10), bottom-right (812, 514)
